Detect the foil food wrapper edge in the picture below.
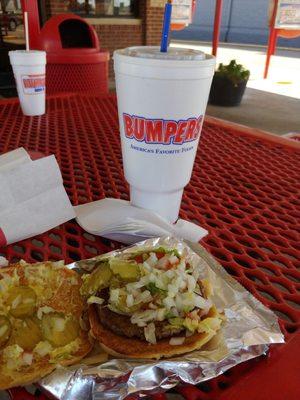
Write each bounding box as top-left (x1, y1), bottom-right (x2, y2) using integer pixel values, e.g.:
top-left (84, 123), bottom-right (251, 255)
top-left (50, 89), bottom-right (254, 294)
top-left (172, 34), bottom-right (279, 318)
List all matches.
top-left (38, 237), bottom-right (284, 400)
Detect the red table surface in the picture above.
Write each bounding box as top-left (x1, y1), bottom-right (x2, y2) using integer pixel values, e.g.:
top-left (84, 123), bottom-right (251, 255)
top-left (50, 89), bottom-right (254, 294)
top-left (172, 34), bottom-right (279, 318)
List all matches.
top-left (0, 94), bottom-right (299, 400)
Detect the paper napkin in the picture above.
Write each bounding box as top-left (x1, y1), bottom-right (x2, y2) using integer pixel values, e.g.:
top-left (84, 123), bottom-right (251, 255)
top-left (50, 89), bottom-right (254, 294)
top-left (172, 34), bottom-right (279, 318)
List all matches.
top-left (0, 148), bottom-right (75, 246)
top-left (75, 198), bottom-right (208, 244)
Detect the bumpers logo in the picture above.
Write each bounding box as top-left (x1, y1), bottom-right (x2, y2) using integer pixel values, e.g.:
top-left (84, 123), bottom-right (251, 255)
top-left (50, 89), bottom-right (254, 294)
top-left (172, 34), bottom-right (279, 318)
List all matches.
top-left (22, 74), bottom-right (46, 95)
top-left (123, 114), bottom-right (203, 145)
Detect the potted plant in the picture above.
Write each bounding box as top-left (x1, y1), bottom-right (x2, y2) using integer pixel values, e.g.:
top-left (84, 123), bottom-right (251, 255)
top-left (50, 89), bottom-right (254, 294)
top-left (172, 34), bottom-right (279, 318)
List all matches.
top-left (209, 60), bottom-right (250, 107)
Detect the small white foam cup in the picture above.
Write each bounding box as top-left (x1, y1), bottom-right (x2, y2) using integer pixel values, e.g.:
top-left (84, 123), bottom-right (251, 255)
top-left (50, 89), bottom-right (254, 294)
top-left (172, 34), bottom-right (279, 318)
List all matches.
top-left (9, 50), bottom-right (46, 116)
top-left (114, 46), bottom-right (215, 223)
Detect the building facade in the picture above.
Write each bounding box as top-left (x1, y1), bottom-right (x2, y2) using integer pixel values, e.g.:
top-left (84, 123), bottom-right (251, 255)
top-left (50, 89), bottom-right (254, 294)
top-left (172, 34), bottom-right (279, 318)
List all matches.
top-left (173, 0), bottom-right (300, 48)
top-left (45, 1), bottom-right (167, 78)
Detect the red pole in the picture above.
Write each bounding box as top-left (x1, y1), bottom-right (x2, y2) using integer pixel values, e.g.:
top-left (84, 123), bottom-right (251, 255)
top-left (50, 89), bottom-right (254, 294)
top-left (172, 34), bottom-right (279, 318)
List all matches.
top-left (20, 0), bottom-right (41, 49)
top-left (264, 0), bottom-right (279, 79)
top-left (212, 0), bottom-right (223, 56)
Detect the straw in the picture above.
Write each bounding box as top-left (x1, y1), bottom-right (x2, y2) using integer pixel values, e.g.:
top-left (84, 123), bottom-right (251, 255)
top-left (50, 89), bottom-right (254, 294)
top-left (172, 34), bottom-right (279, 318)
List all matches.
top-left (160, 0), bottom-right (173, 53)
top-left (24, 11), bottom-right (30, 51)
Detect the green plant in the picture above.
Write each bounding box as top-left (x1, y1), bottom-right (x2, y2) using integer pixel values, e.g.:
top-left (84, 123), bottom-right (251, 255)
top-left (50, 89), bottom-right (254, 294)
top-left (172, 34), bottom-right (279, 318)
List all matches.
top-left (215, 60), bottom-right (250, 86)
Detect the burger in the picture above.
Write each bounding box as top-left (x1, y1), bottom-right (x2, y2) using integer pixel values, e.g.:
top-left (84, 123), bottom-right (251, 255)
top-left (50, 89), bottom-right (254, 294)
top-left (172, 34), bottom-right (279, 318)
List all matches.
top-left (0, 261), bottom-right (92, 390)
top-left (81, 246), bottom-right (223, 359)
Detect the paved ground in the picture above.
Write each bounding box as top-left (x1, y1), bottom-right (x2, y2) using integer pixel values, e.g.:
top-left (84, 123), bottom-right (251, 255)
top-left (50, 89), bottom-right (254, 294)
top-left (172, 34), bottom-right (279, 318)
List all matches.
top-left (207, 87), bottom-right (300, 135)
top-left (171, 41), bottom-right (300, 135)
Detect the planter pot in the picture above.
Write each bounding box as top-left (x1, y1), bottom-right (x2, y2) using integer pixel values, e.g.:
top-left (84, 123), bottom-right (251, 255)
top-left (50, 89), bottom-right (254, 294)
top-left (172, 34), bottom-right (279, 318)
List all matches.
top-left (209, 75), bottom-right (248, 107)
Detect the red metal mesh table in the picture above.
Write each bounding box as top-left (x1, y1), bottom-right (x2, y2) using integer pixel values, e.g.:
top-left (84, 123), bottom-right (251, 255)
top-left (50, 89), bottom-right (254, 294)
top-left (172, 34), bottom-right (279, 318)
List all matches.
top-left (0, 94), bottom-right (299, 400)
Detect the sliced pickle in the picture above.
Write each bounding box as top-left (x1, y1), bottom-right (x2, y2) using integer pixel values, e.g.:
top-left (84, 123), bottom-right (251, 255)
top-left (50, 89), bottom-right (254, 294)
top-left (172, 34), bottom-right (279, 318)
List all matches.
top-left (6, 286), bottom-right (37, 318)
top-left (0, 315), bottom-right (12, 348)
top-left (41, 312), bottom-right (80, 347)
top-left (109, 259), bottom-right (140, 281)
top-left (11, 317), bottom-right (42, 351)
top-left (109, 276), bottom-right (122, 289)
top-left (81, 262), bottom-right (112, 296)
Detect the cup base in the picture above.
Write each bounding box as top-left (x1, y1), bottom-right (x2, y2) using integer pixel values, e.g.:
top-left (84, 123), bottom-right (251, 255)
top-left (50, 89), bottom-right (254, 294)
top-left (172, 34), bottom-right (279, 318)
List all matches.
top-left (130, 186), bottom-right (183, 224)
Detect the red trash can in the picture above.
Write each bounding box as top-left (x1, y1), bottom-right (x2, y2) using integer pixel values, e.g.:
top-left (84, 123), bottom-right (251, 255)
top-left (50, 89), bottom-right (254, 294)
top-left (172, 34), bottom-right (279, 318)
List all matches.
top-left (36, 14), bottom-right (109, 95)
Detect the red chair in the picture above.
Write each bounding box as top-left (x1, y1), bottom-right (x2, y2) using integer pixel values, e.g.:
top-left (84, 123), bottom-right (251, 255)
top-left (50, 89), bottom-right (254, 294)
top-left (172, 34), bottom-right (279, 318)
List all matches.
top-left (36, 14), bottom-right (109, 95)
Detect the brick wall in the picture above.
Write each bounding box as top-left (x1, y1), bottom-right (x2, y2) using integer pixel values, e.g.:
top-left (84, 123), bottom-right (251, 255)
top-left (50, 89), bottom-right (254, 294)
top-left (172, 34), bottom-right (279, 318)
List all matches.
top-left (144, 1), bottom-right (165, 46)
top-left (94, 23), bottom-right (143, 79)
top-left (47, 0), bottom-right (68, 15)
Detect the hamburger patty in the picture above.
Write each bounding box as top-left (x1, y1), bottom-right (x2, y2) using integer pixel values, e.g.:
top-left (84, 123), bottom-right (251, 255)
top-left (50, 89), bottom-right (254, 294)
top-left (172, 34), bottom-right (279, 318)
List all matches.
top-left (96, 289), bottom-right (184, 340)
top-left (96, 305), bottom-right (184, 340)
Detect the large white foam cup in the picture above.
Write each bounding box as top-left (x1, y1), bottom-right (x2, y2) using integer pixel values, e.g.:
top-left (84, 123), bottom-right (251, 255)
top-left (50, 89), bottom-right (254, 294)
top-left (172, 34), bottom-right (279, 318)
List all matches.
top-left (9, 50), bottom-right (46, 116)
top-left (114, 47), bottom-right (215, 223)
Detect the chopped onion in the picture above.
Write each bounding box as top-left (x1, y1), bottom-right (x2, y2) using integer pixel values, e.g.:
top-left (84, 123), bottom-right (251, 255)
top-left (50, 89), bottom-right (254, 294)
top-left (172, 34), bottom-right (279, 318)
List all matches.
top-left (142, 261), bottom-right (151, 271)
top-left (179, 280), bottom-right (187, 290)
top-left (140, 290), bottom-right (152, 302)
top-left (170, 307), bottom-right (179, 317)
top-left (126, 294), bottom-right (134, 307)
top-left (167, 284), bottom-right (177, 298)
top-left (194, 296), bottom-right (209, 309)
top-left (87, 296), bottom-right (104, 305)
top-left (156, 308), bottom-right (165, 321)
top-left (187, 275), bottom-right (196, 292)
top-left (128, 281), bottom-right (145, 290)
top-left (165, 270), bottom-right (175, 279)
top-left (149, 273), bottom-right (157, 284)
top-left (53, 317), bottom-right (66, 332)
top-left (110, 289), bottom-right (120, 303)
top-left (37, 306), bottom-right (55, 320)
top-left (22, 352), bottom-right (33, 365)
top-left (144, 322), bottom-right (156, 344)
top-left (163, 297), bottom-right (176, 309)
top-left (169, 337), bottom-right (185, 346)
top-left (136, 320), bottom-right (147, 327)
top-left (169, 255), bottom-right (179, 265)
top-left (116, 249), bottom-right (214, 331)
top-left (34, 341), bottom-right (52, 357)
top-left (131, 309), bottom-right (157, 325)
top-left (178, 261), bottom-right (186, 271)
top-left (147, 252), bottom-right (158, 267)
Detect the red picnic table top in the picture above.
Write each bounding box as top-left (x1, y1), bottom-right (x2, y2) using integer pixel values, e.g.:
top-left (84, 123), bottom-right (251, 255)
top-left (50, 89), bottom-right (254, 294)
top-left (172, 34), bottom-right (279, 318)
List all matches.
top-left (0, 93), bottom-right (299, 400)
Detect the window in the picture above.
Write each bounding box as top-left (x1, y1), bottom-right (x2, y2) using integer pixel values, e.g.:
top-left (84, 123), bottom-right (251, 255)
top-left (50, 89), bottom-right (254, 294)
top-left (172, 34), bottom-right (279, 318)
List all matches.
top-left (68, 1), bottom-right (138, 17)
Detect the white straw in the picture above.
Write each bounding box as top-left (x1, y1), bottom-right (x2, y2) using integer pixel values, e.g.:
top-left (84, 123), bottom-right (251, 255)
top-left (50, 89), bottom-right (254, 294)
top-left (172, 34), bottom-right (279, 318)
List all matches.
top-left (24, 11), bottom-right (30, 51)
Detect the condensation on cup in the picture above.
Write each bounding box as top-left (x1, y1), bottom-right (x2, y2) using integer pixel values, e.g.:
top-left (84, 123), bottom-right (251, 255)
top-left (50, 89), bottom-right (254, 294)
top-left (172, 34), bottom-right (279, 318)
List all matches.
top-left (114, 46), bottom-right (216, 223)
top-left (9, 50), bottom-right (46, 116)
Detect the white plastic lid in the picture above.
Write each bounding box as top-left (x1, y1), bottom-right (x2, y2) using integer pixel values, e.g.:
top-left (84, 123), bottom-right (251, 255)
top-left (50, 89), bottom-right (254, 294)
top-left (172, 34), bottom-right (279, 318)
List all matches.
top-left (9, 50), bottom-right (46, 66)
top-left (122, 46), bottom-right (205, 61)
top-left (114, 46), bottom-right (215, 80)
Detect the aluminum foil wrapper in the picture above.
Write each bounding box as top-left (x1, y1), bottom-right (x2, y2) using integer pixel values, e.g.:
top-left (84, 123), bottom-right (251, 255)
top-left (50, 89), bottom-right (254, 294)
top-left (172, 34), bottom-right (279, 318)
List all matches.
top-left (39, 237), bottom-right (284, 400)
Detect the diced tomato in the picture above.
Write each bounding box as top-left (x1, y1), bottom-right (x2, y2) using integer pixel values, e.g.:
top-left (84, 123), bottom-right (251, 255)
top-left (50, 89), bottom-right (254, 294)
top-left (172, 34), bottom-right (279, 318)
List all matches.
top-left (165, 262), bottom-right (173, 270)
top-left (135, 255), bottom-right (143, 263)
top-left (155, 252), bottom-right (165, 260)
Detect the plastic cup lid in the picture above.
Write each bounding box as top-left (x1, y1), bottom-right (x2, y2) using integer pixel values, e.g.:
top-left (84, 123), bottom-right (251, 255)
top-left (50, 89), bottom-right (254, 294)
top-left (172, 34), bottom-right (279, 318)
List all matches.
top-left (121, 46), bottom-right (206, 61)
top-left (9, 50), bottom-right (46, 56)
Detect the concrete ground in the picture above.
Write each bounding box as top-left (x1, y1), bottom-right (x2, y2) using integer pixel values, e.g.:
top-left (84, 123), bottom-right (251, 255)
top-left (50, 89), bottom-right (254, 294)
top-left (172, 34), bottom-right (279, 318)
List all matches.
top-left (207, 87), bottom-right (300, 135)
top-left (171, 41), bottom-right (300, 135)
